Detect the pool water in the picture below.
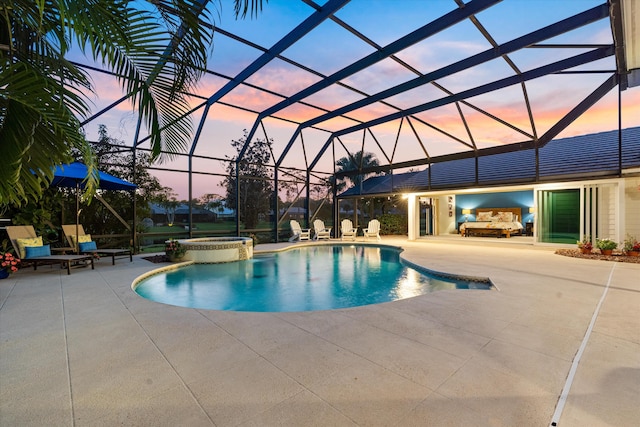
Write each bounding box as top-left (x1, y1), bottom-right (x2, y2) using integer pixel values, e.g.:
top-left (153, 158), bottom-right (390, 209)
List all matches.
top-left (134, 245), bottom-right (491, 312)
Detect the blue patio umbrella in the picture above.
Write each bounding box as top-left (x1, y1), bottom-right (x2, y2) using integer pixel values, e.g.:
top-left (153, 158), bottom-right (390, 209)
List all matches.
top-left (50, 163), bottom-right (136, 249)
top-left (51, 162), bottom-right (136, 191)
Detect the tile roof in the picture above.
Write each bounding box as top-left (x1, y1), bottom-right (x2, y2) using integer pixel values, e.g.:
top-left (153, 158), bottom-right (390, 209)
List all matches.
top-left (339, 126), bottom-right (640, 197)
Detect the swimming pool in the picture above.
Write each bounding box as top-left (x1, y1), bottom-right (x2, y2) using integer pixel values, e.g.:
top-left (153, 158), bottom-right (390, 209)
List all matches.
top-left (134, 245), bottom-right (491, 312)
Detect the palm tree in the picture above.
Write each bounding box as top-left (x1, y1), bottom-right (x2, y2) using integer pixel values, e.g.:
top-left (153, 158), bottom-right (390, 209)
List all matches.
top-left (335, 151), bottom-right (380, 190)
top-left (334, 151), bottom-right (380, 225)
top-left (0, 0), bottom-right (263, 205)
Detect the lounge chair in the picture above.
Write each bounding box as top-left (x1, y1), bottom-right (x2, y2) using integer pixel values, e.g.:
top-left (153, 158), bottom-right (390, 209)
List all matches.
top-left (313, 219), bottom-right (332, 240)
top-left (62, 224), bottom-right (132, 265)
top-left (340, 219), bottom-right (357, 241)
top-left (289, 220), bottom-right (311, 242)
top-left (5, 225), bottom-right (94, 275)
top-left (363, 219), bottom-right (381, 241)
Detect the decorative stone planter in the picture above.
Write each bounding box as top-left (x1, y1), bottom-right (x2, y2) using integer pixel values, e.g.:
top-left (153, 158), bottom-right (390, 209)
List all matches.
top-left (166, 253), bottom-right (185, 262)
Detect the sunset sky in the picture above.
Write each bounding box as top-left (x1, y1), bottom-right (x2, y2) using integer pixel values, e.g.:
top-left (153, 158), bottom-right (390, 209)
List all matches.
top-left (73, 0), bottom-right (640, 200)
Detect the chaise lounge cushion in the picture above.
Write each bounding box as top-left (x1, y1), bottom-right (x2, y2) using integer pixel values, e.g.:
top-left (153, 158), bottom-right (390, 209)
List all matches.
top-left (16, 237), bottom-right (43, 258)
top-left (24, 244), bottom-right (51, 258)
top-left (79, 241), bottom-right (98, 252)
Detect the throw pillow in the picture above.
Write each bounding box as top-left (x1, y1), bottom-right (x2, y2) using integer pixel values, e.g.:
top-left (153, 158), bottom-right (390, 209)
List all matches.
top-left (25, 244), bottom-right (51, 259)
top-left (70, 234), bottom-right (92, 246)
top-left (476, 211), bottom-right (493, 222)
top-left (16, 237), bottom-right (43, 259)
top-left (78, 241), bottom-right (98, 252)
top-left (497, 211), bottom-right (514, 222)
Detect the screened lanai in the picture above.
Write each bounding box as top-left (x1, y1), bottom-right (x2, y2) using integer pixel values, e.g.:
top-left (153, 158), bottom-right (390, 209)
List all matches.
top-left (75, 0), bottom-right (640, 244)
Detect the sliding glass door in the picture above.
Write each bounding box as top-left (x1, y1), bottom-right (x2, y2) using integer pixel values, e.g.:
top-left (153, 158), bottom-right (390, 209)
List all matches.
top-left (537, 183), bottom-right (619, 244)
top-left (538, 189), bottom-right (580, 244)
top-left (419, 197), bottom-right (436, 236)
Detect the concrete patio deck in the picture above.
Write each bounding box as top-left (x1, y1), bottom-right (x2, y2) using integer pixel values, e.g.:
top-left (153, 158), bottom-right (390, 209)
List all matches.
top-left (1, 237), bottom-right (638, 426)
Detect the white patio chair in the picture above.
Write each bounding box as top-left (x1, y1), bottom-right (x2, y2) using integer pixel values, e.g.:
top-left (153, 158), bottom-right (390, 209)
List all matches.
top-left (363, 219), bottom-right (381, 241)
top-left (313, 219), bottom-right (332, 240)
top-left (340, 219), bottom-right (357, 241)
top-left (289, 220), bottom-right (311, 241)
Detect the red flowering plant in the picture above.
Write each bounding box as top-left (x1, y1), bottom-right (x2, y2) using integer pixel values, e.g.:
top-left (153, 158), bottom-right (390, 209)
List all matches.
top-left (1, 252), bottom-right (20, 274)
top-left (577, 235), bottom-right (592, 251)
top-left (622, 235), bottom-right (640, 253)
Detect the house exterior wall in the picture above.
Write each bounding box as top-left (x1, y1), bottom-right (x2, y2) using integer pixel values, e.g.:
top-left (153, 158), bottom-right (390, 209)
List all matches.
top-left (624, 176), bottom-right (640, 239)
top-left (596, 184), bottom-right (617, 241)
top-left (440, 195), bottom-right (455, 234)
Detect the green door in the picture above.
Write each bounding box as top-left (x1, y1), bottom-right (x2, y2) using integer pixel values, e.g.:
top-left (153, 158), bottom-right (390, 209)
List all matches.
top-left (538, 189), bottom-right (580, 244)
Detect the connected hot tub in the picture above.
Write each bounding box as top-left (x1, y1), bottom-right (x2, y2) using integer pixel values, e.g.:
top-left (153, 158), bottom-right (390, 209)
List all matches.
top-left (176, 237), bottom-right (253, 263)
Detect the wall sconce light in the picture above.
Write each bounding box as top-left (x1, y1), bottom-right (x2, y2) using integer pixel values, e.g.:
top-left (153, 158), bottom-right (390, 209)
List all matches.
top-left (462, 208), bottom-right (471, 222)
top-left (529, 207), bottom-right (535, 214)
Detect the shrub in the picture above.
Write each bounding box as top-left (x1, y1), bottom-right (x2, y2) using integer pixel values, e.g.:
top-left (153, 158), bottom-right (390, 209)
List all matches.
top-left (595, 238), bottom-right (617, 250)
top-left (378, 214), bottom-right (407, 235)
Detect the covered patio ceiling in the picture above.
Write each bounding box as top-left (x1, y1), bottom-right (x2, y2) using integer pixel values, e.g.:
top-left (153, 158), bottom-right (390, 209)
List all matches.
top-left (80, 0), bottom-right (639, 190)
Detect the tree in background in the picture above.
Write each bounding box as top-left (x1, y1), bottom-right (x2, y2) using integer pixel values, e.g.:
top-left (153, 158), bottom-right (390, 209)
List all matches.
top-left (334, 151), bottom-right (380, 189)
top-left (154, 187), bottom-right (179, 227)
top-left (69, 126), bottom-right (167, 238)
top-left (334, 151), bottom-right (381, 224)
top-left (221, 131), bottom-right (273, 230)
top-left (199, 193), bottom-right (227, 221)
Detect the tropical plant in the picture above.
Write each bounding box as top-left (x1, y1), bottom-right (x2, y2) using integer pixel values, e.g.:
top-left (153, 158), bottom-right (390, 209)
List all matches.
top-left (0, 0), bottom-right (263, 206)
top-left (7, 189), bottom-right (63, 243)
top-left (221, 130), bottom-right (273, 230)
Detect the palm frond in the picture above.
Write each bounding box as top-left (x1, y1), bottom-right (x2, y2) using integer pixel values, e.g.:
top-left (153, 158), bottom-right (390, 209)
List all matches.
top-left (234, 0), bottom-right (266, 19)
